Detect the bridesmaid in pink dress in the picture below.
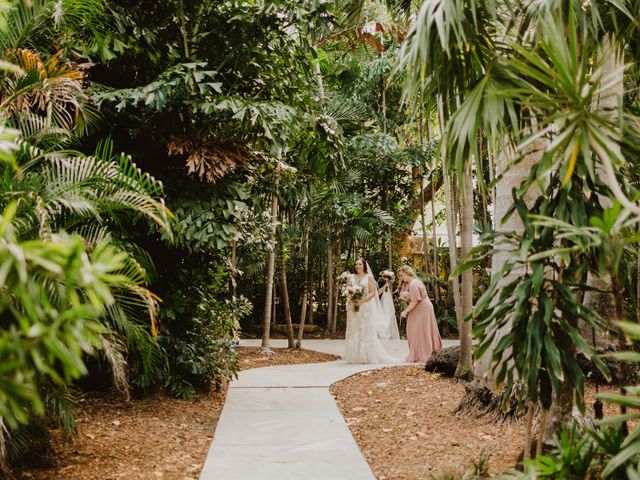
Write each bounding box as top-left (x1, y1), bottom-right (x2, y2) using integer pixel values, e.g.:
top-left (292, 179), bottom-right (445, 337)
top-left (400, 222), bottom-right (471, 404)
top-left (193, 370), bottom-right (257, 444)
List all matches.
top-left (398, 265), bottom-right (442, 362)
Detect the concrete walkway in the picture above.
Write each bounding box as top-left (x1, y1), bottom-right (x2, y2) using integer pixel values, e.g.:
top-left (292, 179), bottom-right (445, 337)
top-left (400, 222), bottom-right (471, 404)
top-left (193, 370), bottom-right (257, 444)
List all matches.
top-left (199, 339), bottom-right (457, 480)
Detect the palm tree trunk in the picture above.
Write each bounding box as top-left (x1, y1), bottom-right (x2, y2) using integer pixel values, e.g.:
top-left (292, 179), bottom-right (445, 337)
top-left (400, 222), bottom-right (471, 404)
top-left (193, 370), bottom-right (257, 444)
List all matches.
top-left (637, 244), bottom-right (640, 322)
top-left (297, 225), bottom-right (310, 347)
top-left (438, 97), bottom-right (463, 333)
top-left (418, 105), bottom-right (430, 277)
top-left (327, 241), bottom-right (335, 333)
top-left (333, 240), bottom-right (341, 332)
top-left (583, 39), bottom-right (622, 347)
top-left (308, 260), bottom-right (315, 326)
top-left (380, 35), bottom-right (392, 270)
top-left (280, 239), bottom-right (295, 348)
top-left (469, 137), bottom-right (543, 393)
top-left (260, 187), bottom-right (279, 353)
top-left (426, 119), bottom-right (440, 308)
top-left (456, 163), bottom-right (474, 380)
top-left (344, 238), bottom-right (354, 271)
top-left (231, 239), bottom-right (237, 298)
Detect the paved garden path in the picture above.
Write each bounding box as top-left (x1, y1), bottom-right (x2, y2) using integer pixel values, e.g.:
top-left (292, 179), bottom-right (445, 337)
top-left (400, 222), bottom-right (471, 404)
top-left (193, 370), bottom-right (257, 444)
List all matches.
top-left (199, 339), bottom-right (457, 480)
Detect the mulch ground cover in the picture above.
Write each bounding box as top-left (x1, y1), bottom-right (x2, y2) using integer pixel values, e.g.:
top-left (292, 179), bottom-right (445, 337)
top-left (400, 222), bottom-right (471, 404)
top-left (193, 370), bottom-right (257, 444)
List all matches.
top-left (17, 347), bottom-right (338, 480)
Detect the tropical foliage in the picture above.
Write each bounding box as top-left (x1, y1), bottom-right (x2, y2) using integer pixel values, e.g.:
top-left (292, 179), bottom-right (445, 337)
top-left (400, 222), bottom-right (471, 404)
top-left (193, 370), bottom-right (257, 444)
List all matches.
top-left (3, 0), bottom-right (640, 476)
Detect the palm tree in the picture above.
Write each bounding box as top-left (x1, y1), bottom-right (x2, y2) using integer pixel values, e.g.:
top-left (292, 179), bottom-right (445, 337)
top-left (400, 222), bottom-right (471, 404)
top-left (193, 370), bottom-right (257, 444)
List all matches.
top-left (395, 1), bottom-right (640, 450)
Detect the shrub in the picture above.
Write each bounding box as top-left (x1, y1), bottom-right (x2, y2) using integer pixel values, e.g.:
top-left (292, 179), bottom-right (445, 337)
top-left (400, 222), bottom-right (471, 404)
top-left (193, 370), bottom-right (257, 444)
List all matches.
top-left (158, 263), bottom-right (251, 399)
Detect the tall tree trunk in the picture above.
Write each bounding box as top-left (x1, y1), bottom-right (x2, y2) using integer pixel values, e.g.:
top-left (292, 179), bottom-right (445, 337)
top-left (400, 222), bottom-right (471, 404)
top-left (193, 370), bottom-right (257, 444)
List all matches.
top-left (420, 178), bottom-right (430, 275)
top-left (333, 240), bottom-right (341, 332)
top-left (307, 260), bottom-right (315, 326)
top-left (280, 237), bottom-right (295, 348)
top-left (583, 40), bottom-right (622, 347)
top-left (261, 186), bottom-right (279, 353)
top-left (231, 239), bottom-right (237, 298)
top-left (469, 139), bottom-right (543, 392)
top-left (427, 118), bottom-right (440, 307)
top-left (297, 225), bottom-right (310, 347)
top-left (544, 264), bottom-right (579, 442)
top-left (271, 271), bottom-right (277, 333)
top-left (478, 133), bottom-right (490, 229)
top-left (438, 97), bottom-right (463, 333)
top-left (380, 33), bottom-right (392, 270)
top-left (327, 241), bottom-right (335, 333)
top-left (344, 238), bottom-right (354, 271)
top-left (636, 244), bottom-right (640, 322)
top-left (456, 162), bottom-right (474, 380)
top-left (418, 105), bottom-right (430, 277)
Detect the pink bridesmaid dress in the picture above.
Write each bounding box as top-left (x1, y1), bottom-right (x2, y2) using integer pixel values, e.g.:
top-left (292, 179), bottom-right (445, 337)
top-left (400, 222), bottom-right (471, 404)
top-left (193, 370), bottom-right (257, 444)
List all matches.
top-left (406, 278), bottom-right (442, 362)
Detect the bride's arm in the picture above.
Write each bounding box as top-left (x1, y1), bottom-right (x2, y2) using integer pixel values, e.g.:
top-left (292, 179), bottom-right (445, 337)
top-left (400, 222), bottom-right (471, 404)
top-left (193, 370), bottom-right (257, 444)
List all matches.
top-left (363, 276), bottom-right (377, 303)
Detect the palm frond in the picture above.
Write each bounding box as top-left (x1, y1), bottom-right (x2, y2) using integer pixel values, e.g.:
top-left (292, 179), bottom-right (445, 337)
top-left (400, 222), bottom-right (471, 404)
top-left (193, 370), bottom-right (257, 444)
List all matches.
top-left (0, 0), bottom-right (107, 52)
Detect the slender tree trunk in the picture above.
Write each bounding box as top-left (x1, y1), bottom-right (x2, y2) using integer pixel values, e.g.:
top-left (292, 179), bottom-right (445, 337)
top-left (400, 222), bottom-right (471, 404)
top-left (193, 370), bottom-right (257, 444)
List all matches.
top-left (637, 244), bottom-right (640, 322)
top-left (261, 185), bottom-right (279, 353)
top-left (333, 240), bottom-right (341, 332)
top-left (176, 0), bottom-right (191, 59)
top-left (344, 238), bottom-right (354, 271)
top-left (438, 97), bottom-right (463, 331)
top-left (380, 32), bottom-right (392, 270)
top-left (271, 271), bottom-right (277, 333)
top-left (280, 240), bottom-right (295, 348)
top-left (333, 284), bottom-right (340, 334)
top-left (420, 178), bottom-right (430, 274)
top-left (542, 263), bottom-right (579, 442)
top-left (308, 260), bottom-right (315, 326)
top-left (487, 140), bottom-right (496, 209)
top-left (231, 239), bottom-right (237, 298)
top-left (478, 133), bottom-right (490, 229)
top-left (327, 241), bottom-right (335, 333)
top-left (386, 190), bottom-right (393, 269)
top-left (456, 162), bottom-right (474, 380)
top-left (418, 105), bottom-right (430, 277)
top-left (427, 119), bottom-right (440, 309)
top-left (523, 402), bottom-right (535, 470)
top-left (297, 225), bottom-right (310, 347)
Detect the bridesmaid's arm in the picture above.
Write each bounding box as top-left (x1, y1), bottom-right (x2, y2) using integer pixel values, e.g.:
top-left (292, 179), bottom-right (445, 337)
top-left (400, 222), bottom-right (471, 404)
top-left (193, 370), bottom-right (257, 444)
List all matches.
top-left (401, 280), bottom-right (422, 317)
top-left (401, 301), bottom-right (418, 318)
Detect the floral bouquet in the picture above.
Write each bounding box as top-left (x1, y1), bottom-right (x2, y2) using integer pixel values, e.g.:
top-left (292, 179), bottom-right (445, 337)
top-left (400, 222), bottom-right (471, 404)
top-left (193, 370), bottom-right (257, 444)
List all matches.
top-left (399, 290), bottom-right (411, 302)
top-left (342, 284), bottom-right (365, 311)
top-left (378, 269), bottom-right (395, 284)
top-left (337, 271), bottom-right (351, 287)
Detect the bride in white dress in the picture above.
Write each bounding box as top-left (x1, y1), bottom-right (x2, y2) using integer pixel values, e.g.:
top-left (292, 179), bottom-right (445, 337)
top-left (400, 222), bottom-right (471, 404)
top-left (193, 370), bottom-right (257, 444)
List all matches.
top-left (344, 258), bottom-right (395, 364)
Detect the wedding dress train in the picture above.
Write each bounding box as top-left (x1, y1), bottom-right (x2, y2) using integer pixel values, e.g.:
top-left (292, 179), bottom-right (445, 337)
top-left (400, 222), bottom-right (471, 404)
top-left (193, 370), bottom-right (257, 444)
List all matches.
top-left (377, 282), bottom-right (400, 340)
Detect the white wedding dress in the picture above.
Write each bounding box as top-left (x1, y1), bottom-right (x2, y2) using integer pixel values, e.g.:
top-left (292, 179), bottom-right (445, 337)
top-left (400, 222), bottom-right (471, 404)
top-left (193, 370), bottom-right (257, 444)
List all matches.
top-left (344, 273), bottom-right (395, 364)
top-left (377, 282), bottom-right (400, 340)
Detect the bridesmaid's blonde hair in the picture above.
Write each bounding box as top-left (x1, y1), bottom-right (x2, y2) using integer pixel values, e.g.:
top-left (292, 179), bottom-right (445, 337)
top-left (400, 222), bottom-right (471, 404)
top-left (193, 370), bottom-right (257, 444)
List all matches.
top-left (398, 265), bottom-right (417, 278)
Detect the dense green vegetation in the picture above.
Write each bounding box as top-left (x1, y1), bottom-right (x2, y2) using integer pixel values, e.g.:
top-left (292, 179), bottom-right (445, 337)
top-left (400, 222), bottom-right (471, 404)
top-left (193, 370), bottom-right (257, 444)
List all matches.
top-left (1, 0), bottom-right (640, 477)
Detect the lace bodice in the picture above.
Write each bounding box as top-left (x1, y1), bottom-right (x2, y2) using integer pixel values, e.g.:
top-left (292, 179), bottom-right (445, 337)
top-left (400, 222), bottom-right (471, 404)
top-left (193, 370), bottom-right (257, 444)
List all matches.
top-left (351, 274), bottom-right (370, 294)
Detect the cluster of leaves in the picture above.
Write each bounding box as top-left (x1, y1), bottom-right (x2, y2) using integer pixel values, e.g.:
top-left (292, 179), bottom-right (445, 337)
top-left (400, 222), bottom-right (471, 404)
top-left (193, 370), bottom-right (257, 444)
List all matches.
top-left (0, 0), bottom-right (196, 472)
top-left (509, 315), bottom-right (640, 479)
top-left (158, 264), bottom-right (250, 399)
top-left (424, 0), bottom-right (640, 474)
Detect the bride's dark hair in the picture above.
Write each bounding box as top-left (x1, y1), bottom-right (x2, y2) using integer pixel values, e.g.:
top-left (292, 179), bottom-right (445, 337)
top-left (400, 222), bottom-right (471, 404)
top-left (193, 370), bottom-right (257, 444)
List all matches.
top-left (355, 257), bottom-right (368, 273)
